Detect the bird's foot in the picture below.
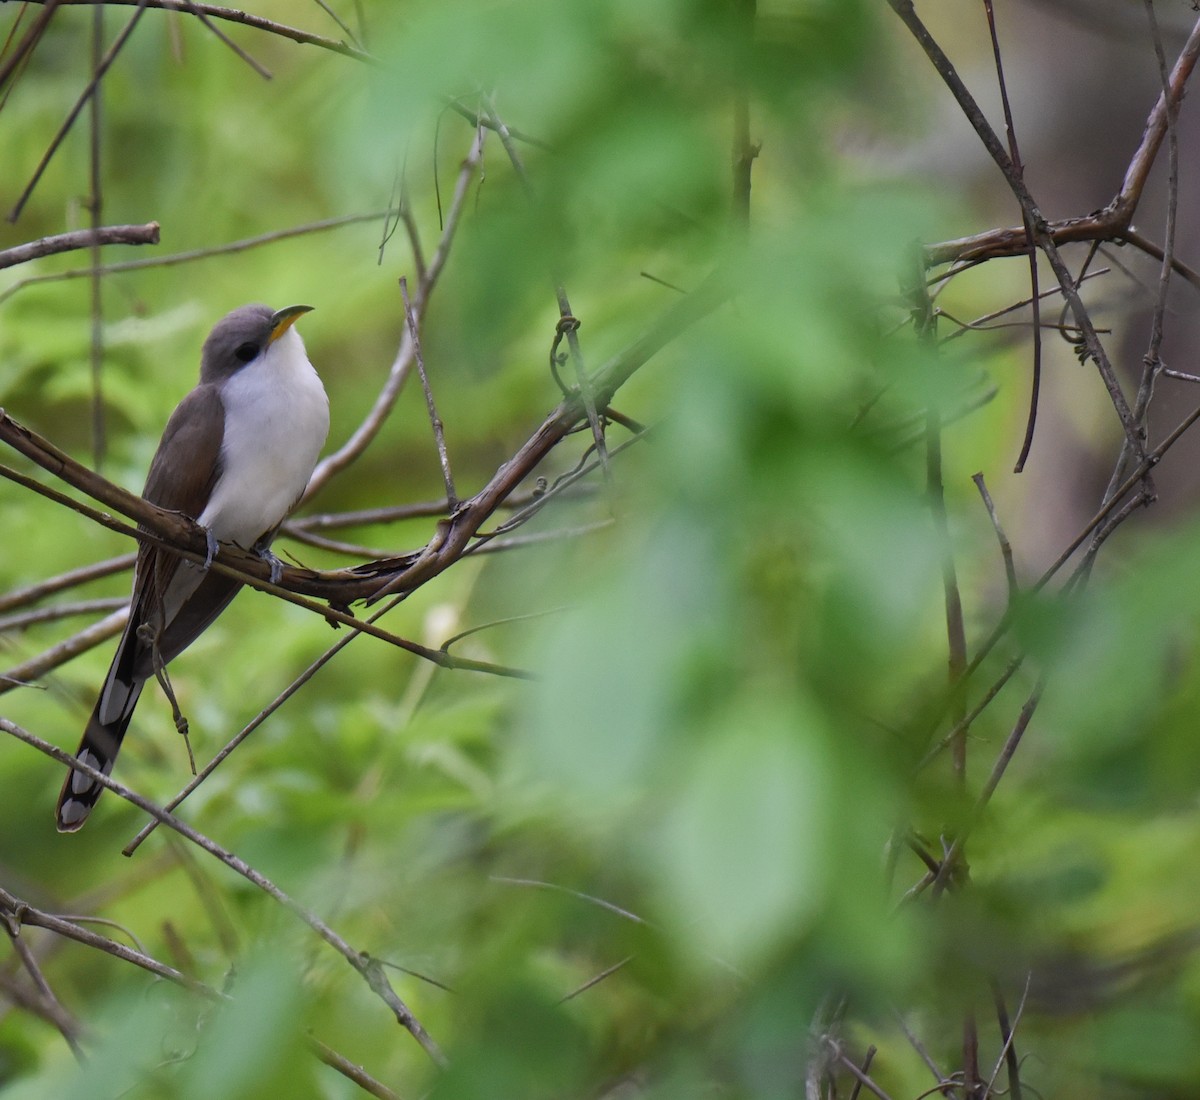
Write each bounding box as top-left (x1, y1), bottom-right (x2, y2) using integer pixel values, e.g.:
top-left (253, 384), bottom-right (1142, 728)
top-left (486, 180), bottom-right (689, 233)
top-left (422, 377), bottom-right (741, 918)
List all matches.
top-left (202, 527), bottom-right (219, 571)
top-left (255, 544), bottom-right (285, 585)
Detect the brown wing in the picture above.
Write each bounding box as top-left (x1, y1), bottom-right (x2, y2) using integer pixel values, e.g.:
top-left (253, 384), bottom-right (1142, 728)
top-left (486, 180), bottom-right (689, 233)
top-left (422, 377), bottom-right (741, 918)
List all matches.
top-left (126, 383), bottom-right (232, 668)
top-left (143, 383), bottom-right (225, 515)
top-left (136, 383), bottom-right (225, 612)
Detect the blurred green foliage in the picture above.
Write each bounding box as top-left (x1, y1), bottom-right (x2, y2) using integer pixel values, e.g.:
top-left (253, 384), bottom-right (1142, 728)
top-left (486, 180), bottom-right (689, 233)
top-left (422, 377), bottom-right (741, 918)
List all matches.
top-left (3, 1), bottom-right (1200, 1098)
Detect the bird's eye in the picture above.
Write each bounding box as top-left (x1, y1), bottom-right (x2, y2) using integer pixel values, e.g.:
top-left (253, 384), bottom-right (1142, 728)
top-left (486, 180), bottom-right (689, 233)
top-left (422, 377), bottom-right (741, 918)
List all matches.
top-left (234, 342), bottom-right (259, 363)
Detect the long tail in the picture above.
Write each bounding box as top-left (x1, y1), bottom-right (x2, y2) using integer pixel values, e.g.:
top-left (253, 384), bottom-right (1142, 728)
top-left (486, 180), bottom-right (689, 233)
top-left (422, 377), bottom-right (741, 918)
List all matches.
top-left (56, 684), bottom-right (145, 831)
top-left (56, 612), bottom-right (146, 833)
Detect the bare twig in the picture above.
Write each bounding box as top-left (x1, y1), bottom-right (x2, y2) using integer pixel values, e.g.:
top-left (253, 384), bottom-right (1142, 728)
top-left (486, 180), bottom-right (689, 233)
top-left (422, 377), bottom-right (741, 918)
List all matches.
top-left (0, 607), bottom-right (126, 694)
top-left (0, 553), bottom-right (134, 613)
top-left (177, 0), bottom-right (272, 79)
top-left (0, 222), bottom-right (159, 269)
top-left (0, 210), bottom-right (395, 307)
top-left (0, 882), bottom-right (218, 998)
top-left (972, 473), bottom-right (1018, 601)
top-left (2, 919), bottom-right (85, 1060)
top-left (921, 13), bottom-right (1200, 267)
top-left (0, 0), bottom-right (63, 93)
top-left (122, 593), bottom-right (406, 855)
top-left (305, 1035), bottom-right (399, 1100)
top-left (0, 718), bottom-right (447, 1064)
top-left (888, 0), bottom-right (1146, 462)
top-left (0, 596), bottom-right (127, 632)
top-left (847, 1045), bottom-right (877, 1100)
top-left (482, 99), bottom-right (611, 479)
top-left (558, 957), bottom-right (633, 1004)
top-left (87, 4), bottom-right (106, 469)
top-left (401, 276), bottom-right (456, 507)
top-left (932, 681), bottom-right (1044, 894)
top-left (981, 0), bottom-right (1042, 472)
top-left (305, 128), bottom-right (486, 498)
top-left (986, 976), bottom-right (1029, 1100)
top-left (8, 0), bottom-right (152, 223)
top-left (18, 0), bottom-right (374, 63)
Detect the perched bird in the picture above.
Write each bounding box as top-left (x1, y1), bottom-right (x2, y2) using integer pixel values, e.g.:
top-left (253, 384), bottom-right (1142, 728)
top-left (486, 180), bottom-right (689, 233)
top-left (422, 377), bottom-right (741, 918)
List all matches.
top-left (56, 304), bottom-right (329, 832)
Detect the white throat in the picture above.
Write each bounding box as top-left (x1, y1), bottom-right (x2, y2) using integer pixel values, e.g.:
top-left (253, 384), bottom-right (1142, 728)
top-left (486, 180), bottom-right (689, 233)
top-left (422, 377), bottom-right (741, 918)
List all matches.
top-left (199, 327), bottom-right (329, 548)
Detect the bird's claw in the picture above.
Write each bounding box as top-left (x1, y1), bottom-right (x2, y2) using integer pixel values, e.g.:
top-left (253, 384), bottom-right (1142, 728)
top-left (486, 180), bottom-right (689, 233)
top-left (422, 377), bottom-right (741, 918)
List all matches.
top-left (202, 528), bottom-right (219, 571)
top-left (257, 546), bottom-right (285, 585)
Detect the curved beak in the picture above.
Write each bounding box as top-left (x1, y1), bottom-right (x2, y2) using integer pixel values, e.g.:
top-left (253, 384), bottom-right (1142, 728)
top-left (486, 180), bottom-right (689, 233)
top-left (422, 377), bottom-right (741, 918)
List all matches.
top-left (269, 304), bottom-right (314, 344)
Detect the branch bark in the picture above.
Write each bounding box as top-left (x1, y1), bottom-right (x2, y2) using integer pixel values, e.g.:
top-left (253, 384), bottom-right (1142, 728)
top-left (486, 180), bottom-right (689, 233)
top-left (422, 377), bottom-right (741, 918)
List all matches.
top-left (0, 222), bottom-right (159, 269)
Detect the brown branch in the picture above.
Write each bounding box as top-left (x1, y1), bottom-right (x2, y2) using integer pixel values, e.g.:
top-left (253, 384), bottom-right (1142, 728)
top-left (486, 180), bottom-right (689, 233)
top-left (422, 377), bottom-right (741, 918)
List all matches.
top-left (0, 882), bottom-right (218, 998)
top-left (888, 0), bottom-right (1146, 461)
top-left (1, 607), bottom-right (126, 694)
top-left (0, 0), bottom-right (63, 92)
top-left (18, 0), bottom-right (374, 63)
top-left (0, 442), bottom-right (530, 678)
top-left (731, 0), bottom-right (758, 226)
top-left (482, 99), bottom-right (611, 479)
top-left (0, 552), bottom-right (134, 614)
top-left (0, 718), bottom-right (447, 1064)
top-left (305, 129), bottom-right (486, 499)
top-left (0, 210), bottom-right (396, 305)
top-left (0, 596), bottom-right (127, 632)
top-left (305, 1035), bottom-right (400, 1100)
top-left (2, 917), bottom-right (85, 1060)
top-left (922, 12), bottom-right (1200, 267)
top-left (0, 222), bottom-right (159, 269)
top-left (8, 0), bottom-right (152, 223)
top-left (0, 269), bottom-right (725, 691)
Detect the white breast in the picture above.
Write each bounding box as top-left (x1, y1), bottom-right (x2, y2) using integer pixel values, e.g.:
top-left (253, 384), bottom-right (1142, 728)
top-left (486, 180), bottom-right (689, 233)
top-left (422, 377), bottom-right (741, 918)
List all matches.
top-left (199, 327), bottom-right (329, 548)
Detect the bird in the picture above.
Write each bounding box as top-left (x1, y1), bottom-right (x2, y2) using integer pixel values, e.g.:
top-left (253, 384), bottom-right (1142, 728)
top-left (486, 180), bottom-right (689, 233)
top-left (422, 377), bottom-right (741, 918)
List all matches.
top-left (56, 303), bottom-right (329, 832)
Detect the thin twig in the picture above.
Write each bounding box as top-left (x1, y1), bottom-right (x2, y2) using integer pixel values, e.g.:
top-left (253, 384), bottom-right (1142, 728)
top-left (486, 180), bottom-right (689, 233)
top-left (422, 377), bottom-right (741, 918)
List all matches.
top-left (932, 681), bottom-right (1044, 894)
top-left (847, 1046), bottom-right (877, 1100)
top-left (981, 0), bottom-right (1042, 473)
top-left (0, 210), bottom-right (394, 308)
top-left (558, 957), bottom-right (633, 1004)
top-left (2, 921), bottom-right (85, 1060)
top-left (0, 607), bottom-right (127, 695)
top-left (122, 593), bottom-right (406, 855)
top-left (986, 976), bottom-right (1029, 1100)
top-left (304, 1035), bottom-right (399, 1100)
top-left (8, 0), bottom-right (152, 223)
top-left (889, 0), bottom-right (1147, 462)
top-left (18, 0), bottom-right (374, 63)
top-left (0, 0), bottom-right (63, 93)
top-left (972, 472), bottom-right (1018, 601)
top-left (87, 3), bottom-right (106, 469)
top-left (482, 98), bottom-right (611, 480)
top-left (0, 552), bottom-right (134, 613)
top-left (0, 718), bottom-right (447, 1064)
top-left (177, 0), bottom-right (271, 79)
top-left (0, 222), bottom-right (159, 269)
top-left (306, 128), bottom-right (486, 499)
top-left (401, 276), bottom-right (456, 507)
top-left (0, 882), bottom-right (218, 998)
top-left (489, 876), bottom-right (648, 925)
top-left (0, 596), bottom-right (127, 632)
